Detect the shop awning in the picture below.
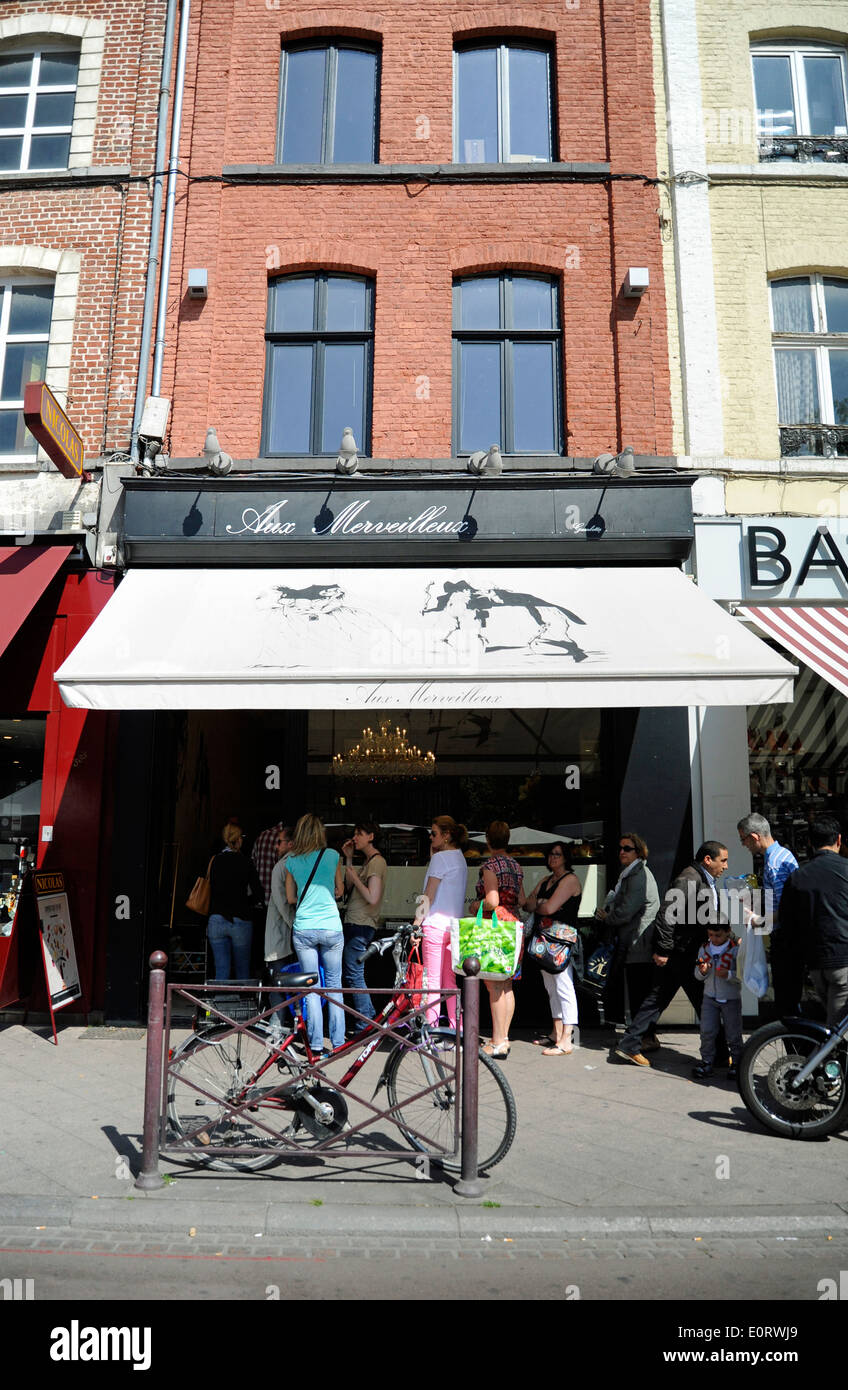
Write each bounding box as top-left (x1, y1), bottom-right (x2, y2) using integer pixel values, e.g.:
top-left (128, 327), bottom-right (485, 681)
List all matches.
top-left (56, 566), bottom-right (795, 711)
top-left (0, 544), bottom-right (71, 659)
top-left (738, 605), bottom-right (848, 701)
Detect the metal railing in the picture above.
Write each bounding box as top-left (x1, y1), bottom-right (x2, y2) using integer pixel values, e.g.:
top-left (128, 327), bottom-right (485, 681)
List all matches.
top-left (759, 135), bottom-right (848, 163)
top-left (780, 426), bottom-right (848, 460)
top-left (135, 950), bottom-right (486, 1197)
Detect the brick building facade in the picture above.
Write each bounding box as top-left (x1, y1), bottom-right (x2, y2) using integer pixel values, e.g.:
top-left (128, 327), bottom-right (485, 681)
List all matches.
top-left (156, 0), bottom-right (673, 463)
top-left (0, 2), bottom-right (166, 1022)
top-left (0, 0), bottom-right (165, 466)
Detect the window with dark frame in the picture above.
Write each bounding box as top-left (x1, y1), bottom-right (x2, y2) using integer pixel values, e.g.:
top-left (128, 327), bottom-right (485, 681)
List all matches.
top-left (752, 41), bottom-right (848, 154)
top-left (453, 273), bottom-right (562, 455)
top-left (454, 41), bottom-right (554, 163)
top-left (277, 41), bottom-right (379, 164)
top-left (0, 47), bottom-right (79, 172)
top-left (771, 274), bottom-right (848, 458)
top-left (262, 273), bottom-right (374, 457)
top-left (0, 279), bottom-right (54, 456)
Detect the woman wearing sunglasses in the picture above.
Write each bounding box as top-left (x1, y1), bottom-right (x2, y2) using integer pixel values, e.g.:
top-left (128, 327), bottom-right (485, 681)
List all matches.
top-left (522, 842), bottom-right (581, 1056)
top-left (595, 832), bottom-right (661, 1051)
top-left (413, 815), bottom-right (470, 1028)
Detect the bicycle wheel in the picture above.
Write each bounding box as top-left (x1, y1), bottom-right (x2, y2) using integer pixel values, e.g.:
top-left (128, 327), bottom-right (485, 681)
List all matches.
top-left (384, 1028), bottom-right (516, 1172)
top-left (738, 1022), bottom-right (848, 1139)
top-left (166, 1025), bottom-right (305, 1170)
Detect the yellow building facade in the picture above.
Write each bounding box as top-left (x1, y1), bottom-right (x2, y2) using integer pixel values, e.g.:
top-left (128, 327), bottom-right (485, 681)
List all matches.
top-left (654, 0), bottom-right (848, 475)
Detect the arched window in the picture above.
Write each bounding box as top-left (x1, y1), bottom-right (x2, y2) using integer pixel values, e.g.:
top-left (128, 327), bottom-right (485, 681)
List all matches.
top-left (0, 45), bottom-right (79, 171)
top-left (753, 40), bottom-right (848, 160)
top-left (277, 41), bottom-right (379, 164)
top-left (262, 273), bottom-right (374, 456)
top-left (453, 272), bottom-right (562, 454)
top-left (0, 277), bottom-right (53, 456)
top-left (771, 274), bottom-right (848, 457)
top-left (454, 41), bottom-right (554, 163)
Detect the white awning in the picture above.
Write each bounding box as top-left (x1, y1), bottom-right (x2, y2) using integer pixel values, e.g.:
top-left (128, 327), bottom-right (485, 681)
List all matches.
top-left (56, 566), bottom-right (795, 711)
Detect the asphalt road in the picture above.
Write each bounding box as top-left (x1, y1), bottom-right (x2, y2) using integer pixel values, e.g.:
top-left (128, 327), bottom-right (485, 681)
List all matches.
top-left (2, 1228), bottom-right (846, 1301)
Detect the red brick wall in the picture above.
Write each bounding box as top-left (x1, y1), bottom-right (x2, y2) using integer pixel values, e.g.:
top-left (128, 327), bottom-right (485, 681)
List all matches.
top-left (0, 0), bottom-right (166, 457)
top-left (161, 0), bottom-right (672, 459)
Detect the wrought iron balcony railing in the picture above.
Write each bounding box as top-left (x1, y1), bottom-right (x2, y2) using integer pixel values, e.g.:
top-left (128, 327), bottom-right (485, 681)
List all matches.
top-left (779, 426), bottom-right (848, 459)
top-left (759, 135), bottom-right (848, 163)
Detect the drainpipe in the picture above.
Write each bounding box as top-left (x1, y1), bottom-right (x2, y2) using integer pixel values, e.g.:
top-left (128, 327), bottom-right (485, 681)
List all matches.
top-left (151, 0), bottom-right (191, 397)
top-left (130, 0), bottom-right (189, 460)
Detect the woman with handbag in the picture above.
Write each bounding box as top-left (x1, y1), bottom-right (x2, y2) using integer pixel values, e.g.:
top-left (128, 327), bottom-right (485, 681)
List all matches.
top-left (285, 813), bottom-right (345, 1055)
top-left (475, 821), bottom-right (523, 1059)
top-left (521, 842), bottom-right (581, 1056)
top-left (207, 822), bottom-right (266, 980)
top-left (594, 832), bottom-right (661, 1052)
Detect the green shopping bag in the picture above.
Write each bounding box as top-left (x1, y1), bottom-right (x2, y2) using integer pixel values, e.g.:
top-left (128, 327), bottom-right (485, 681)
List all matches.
top-left (450, 902), bottom-right (523, 981)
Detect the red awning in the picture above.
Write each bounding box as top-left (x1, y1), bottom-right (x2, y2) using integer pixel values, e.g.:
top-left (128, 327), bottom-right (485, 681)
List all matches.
top-left (0, 544), bottom-right (71, 659)
top-left (738, 605), bottom-right (848, 700)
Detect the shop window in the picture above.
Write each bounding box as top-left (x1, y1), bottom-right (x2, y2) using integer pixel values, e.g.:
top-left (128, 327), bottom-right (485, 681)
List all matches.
top-left (277, 41), bottom-right (379, 164)
top-left (452, 272), bottom-right (562, 454)
top-left (262, 272), bottom-right (374, 456)
top-left (748, 661), bottom-right (848, 864)
top-left (0, 717), bottom-right (44, 926)
top-left (753, 41), bottom-right (848, 161)
top-left (0, 277), bottom-right (53, 457)
top-left (0, 46), bottom-right (80, 171)
top-left (771, 274), bottom-right (848, 458)
top-left (454, 41), bottom-right (553, 163)
top-left (310, 704), bottom-right (604, 867)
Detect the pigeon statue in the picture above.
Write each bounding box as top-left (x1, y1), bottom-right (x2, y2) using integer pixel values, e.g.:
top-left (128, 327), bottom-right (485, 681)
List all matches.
top-left (482, 444), bottom-right (503, 476)
top-left (336, 427), bottom-right (359, 474)
top-left (203, 426), bottom-right (232, 475)
top-left (592, 451), bottom-right (617, 474)
top-left (468, 444), bottom-right (503, 476)
top-left (612, 445), bottom-right (635, 478)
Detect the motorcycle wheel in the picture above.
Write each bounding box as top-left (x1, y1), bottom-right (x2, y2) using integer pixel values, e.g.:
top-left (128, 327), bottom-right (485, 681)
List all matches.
top-left (738, 1021), bottom-right (848, 1139)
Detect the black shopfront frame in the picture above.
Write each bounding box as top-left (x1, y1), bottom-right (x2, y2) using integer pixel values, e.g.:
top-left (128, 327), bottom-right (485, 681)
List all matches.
top-left (104, 470), bottom-right (695, 1020)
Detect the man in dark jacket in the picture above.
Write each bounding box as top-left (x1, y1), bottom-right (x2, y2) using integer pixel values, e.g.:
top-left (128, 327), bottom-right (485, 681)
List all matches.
top-left (777, 816), bottom-right (848, 1029)
top-left (614, 841), bottom-right (729, 1067)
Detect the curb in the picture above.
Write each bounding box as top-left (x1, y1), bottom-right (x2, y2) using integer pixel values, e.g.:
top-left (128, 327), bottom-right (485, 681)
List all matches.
top-left (2, 1197), bottom-right (848, 1240)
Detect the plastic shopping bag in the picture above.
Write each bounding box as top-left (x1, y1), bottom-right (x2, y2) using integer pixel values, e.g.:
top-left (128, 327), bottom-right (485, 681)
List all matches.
top-left (450, 902), bottom-right (523, 981)
top-left (738, 920), bottom-right (769, 999)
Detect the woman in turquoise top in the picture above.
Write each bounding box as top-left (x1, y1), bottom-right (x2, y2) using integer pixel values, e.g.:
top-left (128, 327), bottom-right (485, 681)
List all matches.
top-left (285, 814), bottom-right (345, 1054)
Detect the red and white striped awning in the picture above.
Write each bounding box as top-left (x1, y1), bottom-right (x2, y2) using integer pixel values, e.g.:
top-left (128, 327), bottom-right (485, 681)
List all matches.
top-left (738, 606), bottom-right (848, 701)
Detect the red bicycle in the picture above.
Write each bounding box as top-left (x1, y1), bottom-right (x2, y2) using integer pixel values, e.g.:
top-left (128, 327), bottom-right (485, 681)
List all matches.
top-left (167, 925), bottom-right (516, 1172)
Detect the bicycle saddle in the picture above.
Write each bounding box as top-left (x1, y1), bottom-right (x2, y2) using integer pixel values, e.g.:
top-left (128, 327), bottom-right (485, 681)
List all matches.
top-left (277, 973), bottom-right (319, 988)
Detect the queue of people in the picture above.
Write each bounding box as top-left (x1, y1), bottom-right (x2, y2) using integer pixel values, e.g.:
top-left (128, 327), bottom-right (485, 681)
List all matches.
top-left (199, 806), bottom-right (848, 1067)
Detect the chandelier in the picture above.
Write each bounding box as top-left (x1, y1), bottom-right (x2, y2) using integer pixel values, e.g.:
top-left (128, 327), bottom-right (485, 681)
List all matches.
top-left (332, 720), bottom-right (436, 779)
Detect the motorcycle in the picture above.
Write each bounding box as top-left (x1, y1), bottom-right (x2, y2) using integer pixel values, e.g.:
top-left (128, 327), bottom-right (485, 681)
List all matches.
top-left (738, 1013), bottom-right (848, 1139)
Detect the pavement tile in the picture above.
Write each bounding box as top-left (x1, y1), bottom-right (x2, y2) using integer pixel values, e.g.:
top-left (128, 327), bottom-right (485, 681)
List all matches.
top-left (2, 1022), bottom-right (848, 1242)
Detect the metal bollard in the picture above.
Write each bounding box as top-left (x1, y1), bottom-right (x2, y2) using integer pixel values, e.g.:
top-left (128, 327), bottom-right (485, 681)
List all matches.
top-left (453, 954), bottom-right (485, 1198)
top-left (135, 949), bottom-right (168, 1191)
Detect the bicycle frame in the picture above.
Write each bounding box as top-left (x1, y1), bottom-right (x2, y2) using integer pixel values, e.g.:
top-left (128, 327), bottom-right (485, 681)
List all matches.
top-left (196, 975), bottom-right (444, 1114)
top-left (164, 928), bottom-right (465, 1163)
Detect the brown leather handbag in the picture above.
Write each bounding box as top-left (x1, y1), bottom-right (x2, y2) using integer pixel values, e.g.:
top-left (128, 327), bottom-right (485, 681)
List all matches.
top-left (186, 857), bottom-right (215, 916)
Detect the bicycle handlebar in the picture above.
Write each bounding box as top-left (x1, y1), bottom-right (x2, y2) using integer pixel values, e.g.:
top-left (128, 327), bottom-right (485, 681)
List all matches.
top-left (357, 924), bottom-right (419, 965)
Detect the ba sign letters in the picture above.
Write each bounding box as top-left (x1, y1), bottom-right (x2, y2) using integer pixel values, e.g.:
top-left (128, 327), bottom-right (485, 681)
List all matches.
top-left (747, 522), bottom-right (848, 595)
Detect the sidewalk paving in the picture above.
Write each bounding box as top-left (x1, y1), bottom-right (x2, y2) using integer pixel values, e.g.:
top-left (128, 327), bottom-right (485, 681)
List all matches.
top-left (2, 1020), bottom-right (847, 1239)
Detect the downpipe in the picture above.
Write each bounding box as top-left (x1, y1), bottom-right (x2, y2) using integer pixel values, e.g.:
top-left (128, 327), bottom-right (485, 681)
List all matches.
top-left (130, 0), bottom-right (190, 460)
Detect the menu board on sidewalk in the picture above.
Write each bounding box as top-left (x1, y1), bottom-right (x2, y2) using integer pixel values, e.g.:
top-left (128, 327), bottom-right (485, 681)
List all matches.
top-left (33, 871), bottom-right (81, 1012)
